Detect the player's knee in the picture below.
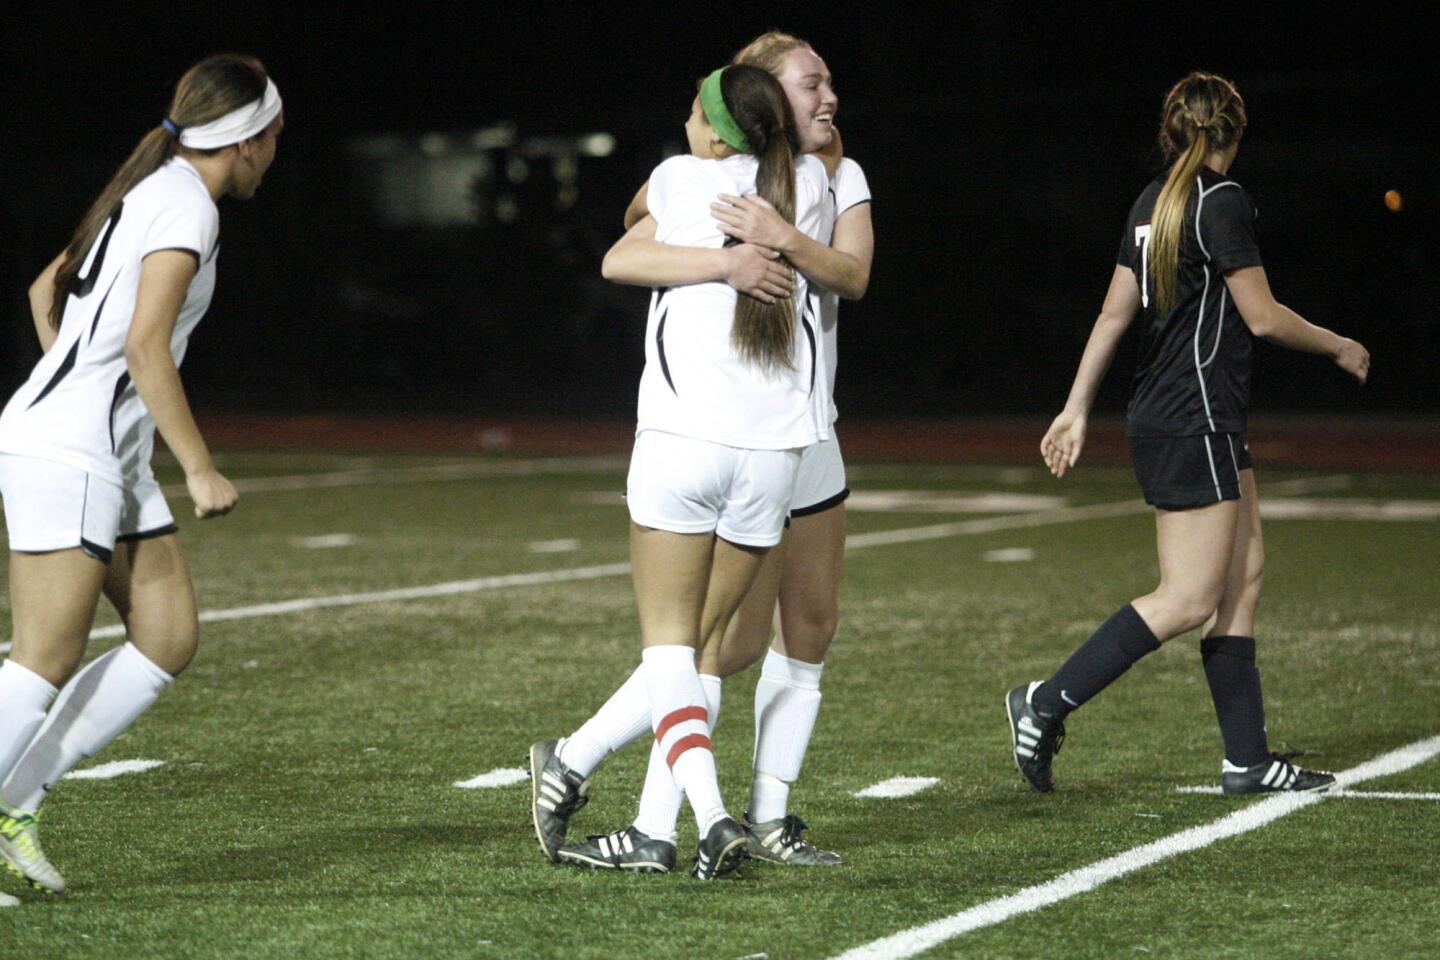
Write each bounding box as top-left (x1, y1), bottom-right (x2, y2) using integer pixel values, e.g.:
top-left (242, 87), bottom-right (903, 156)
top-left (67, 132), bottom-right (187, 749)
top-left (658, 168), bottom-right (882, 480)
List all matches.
top-left (1160, 587), bottom-right (1224, 634)
top-left (131, 615), bottom-right (199, 677)
top-left (779, 607), bottom-right (838, 661)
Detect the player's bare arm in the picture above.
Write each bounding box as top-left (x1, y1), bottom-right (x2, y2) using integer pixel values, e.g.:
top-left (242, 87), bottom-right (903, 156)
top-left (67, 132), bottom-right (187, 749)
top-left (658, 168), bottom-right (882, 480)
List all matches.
top-left (711, 192), bottom-right (871, 300)
top-left (1224, 265), bottom-right (1370, 383)
top-left (623, 181), bottom-right (650, 230)
top-left (27, 254), bottom-right (65, 354)
top-left (1041, 265), bottom-right (1141, 478)
top-left (603, 214), bottom-right (795, 303)
top-left (125, 249), bottom-right (237, 518)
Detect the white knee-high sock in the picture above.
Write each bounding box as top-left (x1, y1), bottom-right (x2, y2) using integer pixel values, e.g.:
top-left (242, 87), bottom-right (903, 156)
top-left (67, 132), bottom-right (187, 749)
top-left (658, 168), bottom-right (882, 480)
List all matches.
top-left (750, 650), bottom-right (823, 822)
top-left (634, 673), bottom-right (721, 842)
top-left (0, 660), bottom-right (59, 793)
top-left (3, 643), bottom-right (173, 812)
top-left (642, 646), bottom-right (726, 833)
top-left (556, 664), bottom-right (653, 777)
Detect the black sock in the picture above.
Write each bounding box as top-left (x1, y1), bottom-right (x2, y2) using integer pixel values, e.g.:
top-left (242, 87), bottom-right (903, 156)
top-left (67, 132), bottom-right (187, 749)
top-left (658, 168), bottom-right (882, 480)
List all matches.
top-left (1032, 604), bottom-right (1160, 721)
top-left (1201, 635), bottom-right (1269, 767)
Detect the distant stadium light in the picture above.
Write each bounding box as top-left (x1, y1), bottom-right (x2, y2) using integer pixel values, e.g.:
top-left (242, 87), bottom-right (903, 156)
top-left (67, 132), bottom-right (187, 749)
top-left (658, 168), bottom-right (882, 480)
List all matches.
top-left (578, 132), bottom-right (616, 157)
top-left (1384, 189), bottom-right (1403, 213)
top-left (470, 125), bottom-right (517, 150)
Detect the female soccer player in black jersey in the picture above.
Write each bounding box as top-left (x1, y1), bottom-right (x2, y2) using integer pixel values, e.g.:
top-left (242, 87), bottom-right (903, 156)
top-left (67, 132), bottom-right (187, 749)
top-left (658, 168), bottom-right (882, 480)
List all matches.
top-left (1006, 71), bottom-right (1369, 796)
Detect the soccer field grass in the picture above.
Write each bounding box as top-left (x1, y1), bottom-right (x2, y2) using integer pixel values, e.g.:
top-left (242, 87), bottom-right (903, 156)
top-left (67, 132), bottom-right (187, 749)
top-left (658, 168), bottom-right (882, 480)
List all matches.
top-left (2, 450), bottom-right (1437, 958)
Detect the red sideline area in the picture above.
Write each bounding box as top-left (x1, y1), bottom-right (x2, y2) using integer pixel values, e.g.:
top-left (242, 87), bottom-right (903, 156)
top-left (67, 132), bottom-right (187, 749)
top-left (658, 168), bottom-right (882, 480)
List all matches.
top-left (196, 413), bottom-right (1440, 472)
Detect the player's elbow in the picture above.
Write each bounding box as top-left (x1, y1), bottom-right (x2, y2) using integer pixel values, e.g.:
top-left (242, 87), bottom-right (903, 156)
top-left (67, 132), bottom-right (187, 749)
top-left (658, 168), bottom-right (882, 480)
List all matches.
top-left (840, 269), bottom-right (870, 301)
top-left (600, 248), bottom-right (626, 282)
top-left (1240, 304), bottom-right (1278, 339)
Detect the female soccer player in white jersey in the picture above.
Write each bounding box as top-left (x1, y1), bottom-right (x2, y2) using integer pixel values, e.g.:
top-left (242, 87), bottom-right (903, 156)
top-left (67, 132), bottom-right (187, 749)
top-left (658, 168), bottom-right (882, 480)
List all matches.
top-left (1005, 72), bottom-right (1369, 796)
top-left (530, 33), bottom-right (871, 871)
top-left (531, 63), bottom-right (830, 879)
top-left (0, 54), bottom-right (282, 895)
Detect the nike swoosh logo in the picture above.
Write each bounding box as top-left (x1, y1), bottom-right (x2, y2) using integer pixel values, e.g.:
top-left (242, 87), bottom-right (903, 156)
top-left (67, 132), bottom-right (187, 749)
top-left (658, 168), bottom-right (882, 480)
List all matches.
top-left (1060, 690), bottom-right (1079, 707)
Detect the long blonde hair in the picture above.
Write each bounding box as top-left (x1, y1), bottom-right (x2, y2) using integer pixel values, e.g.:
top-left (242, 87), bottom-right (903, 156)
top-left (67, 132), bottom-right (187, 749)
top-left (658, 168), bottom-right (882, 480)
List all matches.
top-left (49, 54), bottom-right (270, 328)
top-left (1150, 72), bottom-right (1247, 315)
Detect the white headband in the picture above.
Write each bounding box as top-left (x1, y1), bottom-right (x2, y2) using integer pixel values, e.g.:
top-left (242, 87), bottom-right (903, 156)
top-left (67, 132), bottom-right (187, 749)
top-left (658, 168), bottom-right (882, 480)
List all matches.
top-left (173, 78), bottom-right (282, 150)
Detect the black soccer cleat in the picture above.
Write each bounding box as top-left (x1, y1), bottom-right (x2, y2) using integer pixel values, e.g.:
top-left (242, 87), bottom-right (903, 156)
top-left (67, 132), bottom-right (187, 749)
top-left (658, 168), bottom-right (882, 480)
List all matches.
top-left (556, 825), bottom-right (677, 874)
top-left (1221, 755), bottom-right (1337, 795)
top-left (1006, 681), bottom-right (1066, 794)
top-left (529, 739), bottom-right (590, 863)
top-left (743, 813), bottom-right (842, 866)
top-left (692, 816), bottom-right (748, 880)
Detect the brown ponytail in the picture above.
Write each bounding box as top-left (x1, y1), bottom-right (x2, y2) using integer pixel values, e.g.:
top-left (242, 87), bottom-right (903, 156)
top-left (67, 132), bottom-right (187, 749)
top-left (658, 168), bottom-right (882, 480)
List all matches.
top-left (49, 53), bottom-right (269, 328)
top-left (1150, 71), bottom-right (1247, 315)
top-left (718, 64), bottom-right (800, 371)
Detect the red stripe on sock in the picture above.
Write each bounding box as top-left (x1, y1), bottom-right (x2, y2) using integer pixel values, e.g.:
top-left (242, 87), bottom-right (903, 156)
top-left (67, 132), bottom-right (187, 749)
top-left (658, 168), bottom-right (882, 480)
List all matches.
top-left (655, 705), bottom-right (708, 742)
top-left (665, 733), bottom-right (712, 768)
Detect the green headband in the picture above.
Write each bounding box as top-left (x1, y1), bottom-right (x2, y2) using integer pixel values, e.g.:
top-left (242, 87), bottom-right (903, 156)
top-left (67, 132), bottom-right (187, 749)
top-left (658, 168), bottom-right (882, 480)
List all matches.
top-left (699, 67), bottom-right (752, 154)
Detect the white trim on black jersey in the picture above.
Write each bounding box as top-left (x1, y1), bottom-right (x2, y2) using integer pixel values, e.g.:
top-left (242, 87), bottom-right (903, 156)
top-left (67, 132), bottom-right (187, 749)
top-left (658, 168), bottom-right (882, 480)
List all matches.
top-left (1191, 178), bottom-right (1245, 433)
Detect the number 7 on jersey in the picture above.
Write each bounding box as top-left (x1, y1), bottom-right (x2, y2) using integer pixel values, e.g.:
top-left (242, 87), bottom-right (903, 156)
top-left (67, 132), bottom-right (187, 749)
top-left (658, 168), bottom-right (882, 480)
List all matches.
top-left (1134, 222), bottom-right (1151, 308)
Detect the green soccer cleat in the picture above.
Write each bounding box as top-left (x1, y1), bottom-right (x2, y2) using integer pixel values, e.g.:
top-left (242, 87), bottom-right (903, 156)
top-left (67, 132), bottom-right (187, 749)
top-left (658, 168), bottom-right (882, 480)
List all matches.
top-left (0, 806), bottom-right (64, 894)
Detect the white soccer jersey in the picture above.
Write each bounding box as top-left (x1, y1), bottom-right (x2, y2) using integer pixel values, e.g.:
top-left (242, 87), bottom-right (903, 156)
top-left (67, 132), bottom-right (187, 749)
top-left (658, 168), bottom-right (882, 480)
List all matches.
top-left (637, 152), bottom-right (831, 450)
top-left (815, 158), bottom-right (871, 424)
top-left (0, 158), bottom-right (219, 486)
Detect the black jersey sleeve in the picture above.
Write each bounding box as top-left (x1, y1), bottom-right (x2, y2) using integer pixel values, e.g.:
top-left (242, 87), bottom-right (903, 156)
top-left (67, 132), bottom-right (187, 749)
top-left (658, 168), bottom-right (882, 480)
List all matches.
top-left (1117, 221), bottom-right (1135, 268)
top-left (1199, 184), bottom-right (1263, 274)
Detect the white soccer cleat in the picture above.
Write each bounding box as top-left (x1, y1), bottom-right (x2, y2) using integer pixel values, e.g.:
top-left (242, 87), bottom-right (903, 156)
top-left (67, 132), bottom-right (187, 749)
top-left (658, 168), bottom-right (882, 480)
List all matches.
top-left (0, 806), bottom-right (65, 894)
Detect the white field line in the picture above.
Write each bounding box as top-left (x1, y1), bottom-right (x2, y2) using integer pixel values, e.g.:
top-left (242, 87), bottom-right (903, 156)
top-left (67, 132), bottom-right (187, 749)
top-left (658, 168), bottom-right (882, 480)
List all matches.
top-left (80, 562), bottom-right (634, 640)
top-left (844, 474), bottom-right (1352, 550)
top-left (63, 758), bottom-right (165, 781)
top-left (829, 733), bottom-right (1440, 960)
top-left (0, 473), bottom-right (1355, 654)
top-left (454, 767), bottom-right (529, 789)
top-left (1, 891), bottom-right (16, 908)
top-left (854, 776), bottom-right (940, 799)
top-left (1176, 785), bottom-right (1440, 801)
top-left (158, 456), bottom-right (629, 497)
top-left (983, 548), bottom-right (1035, 563)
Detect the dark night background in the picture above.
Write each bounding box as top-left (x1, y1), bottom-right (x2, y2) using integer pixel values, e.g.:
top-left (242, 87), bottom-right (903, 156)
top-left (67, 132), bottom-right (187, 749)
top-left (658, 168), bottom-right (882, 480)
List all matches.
top-left (2, 2), bottom-right (1435, 425)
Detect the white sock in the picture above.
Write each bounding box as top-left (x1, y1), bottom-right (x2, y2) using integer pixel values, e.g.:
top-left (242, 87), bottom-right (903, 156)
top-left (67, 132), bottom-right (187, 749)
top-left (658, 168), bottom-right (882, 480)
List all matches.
top-left (642, 646), bottom-right (726, 834)
top-left (556, 664), bottom-right (652, 777)
top-left (634, 673), bottom-right (721, 843)
top-left (3, 643), bottom-right (173, 811)
top-left (0, 660), bottom-right (59, 794)
top-left (750, 649), bottom-right (823, 822)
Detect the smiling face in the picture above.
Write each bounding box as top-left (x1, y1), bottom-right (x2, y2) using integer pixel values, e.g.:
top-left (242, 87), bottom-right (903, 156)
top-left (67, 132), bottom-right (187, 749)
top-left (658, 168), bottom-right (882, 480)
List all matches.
top-left (771, 46), bottom-right (837, 153)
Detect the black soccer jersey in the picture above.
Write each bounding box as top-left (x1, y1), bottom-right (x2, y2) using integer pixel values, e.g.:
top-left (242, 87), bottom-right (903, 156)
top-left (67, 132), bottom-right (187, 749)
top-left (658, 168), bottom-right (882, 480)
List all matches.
top-left (1116, 166), bottom-right (1263, 437)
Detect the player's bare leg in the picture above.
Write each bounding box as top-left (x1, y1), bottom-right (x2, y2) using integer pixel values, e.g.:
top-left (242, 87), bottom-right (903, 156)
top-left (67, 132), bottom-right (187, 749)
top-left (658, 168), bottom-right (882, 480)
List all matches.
top-left (1011, 501), bottom-right (1238, 792)
top-left (0, 549), bottom-right (107, 894)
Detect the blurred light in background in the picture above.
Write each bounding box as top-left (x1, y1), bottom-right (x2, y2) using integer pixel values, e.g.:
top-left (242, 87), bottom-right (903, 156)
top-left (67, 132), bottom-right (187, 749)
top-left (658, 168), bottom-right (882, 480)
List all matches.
top-left (347, 125), bottom-right (614, 227)
top-left (1384, 189), bottom-right (1403, 213)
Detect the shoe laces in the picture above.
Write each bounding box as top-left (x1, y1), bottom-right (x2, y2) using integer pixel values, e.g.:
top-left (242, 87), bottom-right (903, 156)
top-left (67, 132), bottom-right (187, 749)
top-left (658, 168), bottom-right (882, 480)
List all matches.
top-left (777, 815), bottom-right (810, 849)
top-left (1039, 719), bottom-right (1066, 757)
top-left (553, 772), bottom-right (591, 818)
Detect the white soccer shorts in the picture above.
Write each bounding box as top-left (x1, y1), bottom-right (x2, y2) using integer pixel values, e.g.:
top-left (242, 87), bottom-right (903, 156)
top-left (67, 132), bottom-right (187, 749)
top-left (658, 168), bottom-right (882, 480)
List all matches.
top-left (789, 433), bottom-right (849, 517)
top-left (626, 430), bottom-right (801, 548)
top-left (0, 454), bottom-right (176, 563)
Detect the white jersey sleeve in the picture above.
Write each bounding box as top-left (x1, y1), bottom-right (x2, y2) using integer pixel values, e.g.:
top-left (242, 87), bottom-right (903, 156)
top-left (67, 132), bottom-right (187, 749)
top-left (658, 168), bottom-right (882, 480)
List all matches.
top-left (832, 159), bottom-right (871, 219)
top-left (141, 186), bottom-right (220, 261)
top-left (647, 155), bottom-right (725, 249)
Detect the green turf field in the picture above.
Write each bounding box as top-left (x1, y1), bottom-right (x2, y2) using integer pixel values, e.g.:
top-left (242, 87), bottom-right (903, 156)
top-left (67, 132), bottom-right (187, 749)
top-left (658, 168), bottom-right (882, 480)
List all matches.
top-left (2, 450), bottom-right (1437, 958)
